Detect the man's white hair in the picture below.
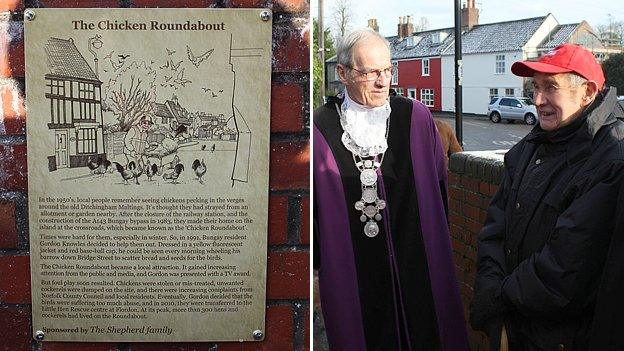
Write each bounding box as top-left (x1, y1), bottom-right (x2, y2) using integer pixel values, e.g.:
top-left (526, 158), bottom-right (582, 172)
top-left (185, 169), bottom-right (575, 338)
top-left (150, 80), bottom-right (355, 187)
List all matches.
top-left (336, 28), bottom-right (390, 67)
top-left (566, 72), bottom-right (588, 87)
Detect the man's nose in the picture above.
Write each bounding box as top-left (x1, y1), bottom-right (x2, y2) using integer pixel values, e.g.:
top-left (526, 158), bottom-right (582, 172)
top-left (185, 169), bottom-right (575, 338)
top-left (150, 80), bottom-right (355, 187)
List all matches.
top-left (375, 73), bottom-right (389, 86)
top-left (534, 91), bottom-right (546, 106)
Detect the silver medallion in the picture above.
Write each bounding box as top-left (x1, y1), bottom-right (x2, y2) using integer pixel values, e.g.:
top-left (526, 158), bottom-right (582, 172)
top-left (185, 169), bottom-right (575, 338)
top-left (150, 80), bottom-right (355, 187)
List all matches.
top-left (360, 169), bottom-right (377, 186)
top-left (363, 205), bottom-right (377, 218)
top-left (354, 201), bottom-right (365, 210)
top-left (362, 189), bottom-right (377, 203)
top-left (364, 221), bottom-right (379, 237)
top-left (377, 199), bottom-right (386, 209)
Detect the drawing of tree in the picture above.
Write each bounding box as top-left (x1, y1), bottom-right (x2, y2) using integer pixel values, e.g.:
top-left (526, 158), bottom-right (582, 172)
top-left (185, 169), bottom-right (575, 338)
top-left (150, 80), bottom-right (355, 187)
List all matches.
top-left (104, 61), bottom-right (157, 132)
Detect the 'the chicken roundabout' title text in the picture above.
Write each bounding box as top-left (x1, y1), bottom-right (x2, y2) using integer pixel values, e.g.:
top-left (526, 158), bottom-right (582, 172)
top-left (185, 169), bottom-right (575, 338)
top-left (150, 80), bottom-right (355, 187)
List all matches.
top-left (72, 20), bottom-right (227, 31)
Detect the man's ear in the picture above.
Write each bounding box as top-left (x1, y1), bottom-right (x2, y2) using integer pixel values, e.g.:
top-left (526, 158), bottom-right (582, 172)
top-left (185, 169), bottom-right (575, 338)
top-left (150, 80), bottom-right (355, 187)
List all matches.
top-left (337, 64), bottom-right (350, 85)
top-left (581, 80), bottom-right (599, 107)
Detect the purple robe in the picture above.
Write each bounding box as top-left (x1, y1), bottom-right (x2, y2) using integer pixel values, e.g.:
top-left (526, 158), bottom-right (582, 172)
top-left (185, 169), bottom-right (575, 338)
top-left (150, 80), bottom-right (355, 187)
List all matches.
top-left (313, 96), bottom-right (469, 351)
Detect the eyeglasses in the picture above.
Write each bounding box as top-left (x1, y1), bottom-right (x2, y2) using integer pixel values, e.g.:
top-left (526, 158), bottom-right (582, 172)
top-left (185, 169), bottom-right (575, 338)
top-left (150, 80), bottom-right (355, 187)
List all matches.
top-left (347, 65), bottom-right (395, 81)
top-left (532, 81), bottom-right (585, 95)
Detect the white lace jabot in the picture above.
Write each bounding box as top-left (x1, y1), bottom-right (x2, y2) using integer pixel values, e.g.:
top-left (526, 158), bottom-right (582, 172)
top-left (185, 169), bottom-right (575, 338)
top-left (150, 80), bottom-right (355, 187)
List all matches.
top-left (339, 91), bottom-right (391, 157)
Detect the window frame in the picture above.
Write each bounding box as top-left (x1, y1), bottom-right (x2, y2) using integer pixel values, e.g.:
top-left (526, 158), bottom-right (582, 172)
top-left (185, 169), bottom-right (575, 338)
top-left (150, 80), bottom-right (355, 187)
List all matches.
top-left (391, 61), bottom-right (399, 85)
top-left (422, 58), bottom-right (430, 77)
top-left (76, 128), bottom-right (97, 154)
top-left (489, 88), bottom-right (499, 102)
top-left (420, 88), bottom-right (434, 107)
top-left (495, 54), bottom-right (506, 74)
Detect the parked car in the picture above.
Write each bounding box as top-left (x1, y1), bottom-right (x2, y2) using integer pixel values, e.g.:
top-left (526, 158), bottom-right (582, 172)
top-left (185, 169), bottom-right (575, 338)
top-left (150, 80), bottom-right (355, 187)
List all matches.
top-left (488, 97), bottom-right (538, 125)
top-left (618, 96), bottom-right (624, 109)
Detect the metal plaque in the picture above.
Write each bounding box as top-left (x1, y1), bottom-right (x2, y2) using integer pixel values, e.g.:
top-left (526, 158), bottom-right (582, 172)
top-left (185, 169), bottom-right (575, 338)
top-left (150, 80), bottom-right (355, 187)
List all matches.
top-left (24, 8), bottom-right (272, 342)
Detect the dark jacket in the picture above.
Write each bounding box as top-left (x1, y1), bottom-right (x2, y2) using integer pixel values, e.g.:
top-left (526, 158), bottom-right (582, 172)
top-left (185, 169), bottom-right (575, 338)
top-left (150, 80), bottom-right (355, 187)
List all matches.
top-left (589, 175), bottom-right (624, 351)
top-left (470, 88), bottom-right (624, 351)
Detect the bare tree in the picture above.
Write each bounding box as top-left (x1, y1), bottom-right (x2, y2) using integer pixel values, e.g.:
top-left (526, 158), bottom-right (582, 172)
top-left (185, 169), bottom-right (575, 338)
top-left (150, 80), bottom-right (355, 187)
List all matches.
top-left (104, 61), bottom-right (157, 132)
top-left (331, 0), bottom-right (353, 39)
top-left (414, 16), bottom-right (429, 32)
top-left (596, 15), bottom-right (624, 47)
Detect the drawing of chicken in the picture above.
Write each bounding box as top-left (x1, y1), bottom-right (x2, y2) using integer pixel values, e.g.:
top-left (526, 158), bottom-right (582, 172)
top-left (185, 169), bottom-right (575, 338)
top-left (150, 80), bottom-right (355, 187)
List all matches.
top-left (192, 159), bottom-right (207, 184)
top-left (161, 154), bottom-right (180, 175)
top-left (114, 162), bottom-right (134, 185)
top-left (163, 163), bottom-right (184, 184)
top-left (93, 159), bottom-right (112, 176)
top-left (87, 156), bottom-right (102, 173)
top-left (145, 160), bottom-right (158, 181)
top-left (130, 161), bottom-right (143, 185)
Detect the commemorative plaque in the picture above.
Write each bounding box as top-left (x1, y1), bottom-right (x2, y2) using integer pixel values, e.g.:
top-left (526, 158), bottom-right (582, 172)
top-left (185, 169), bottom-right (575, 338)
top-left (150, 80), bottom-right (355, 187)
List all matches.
top-left (24, 8), bottom-right (272, 341)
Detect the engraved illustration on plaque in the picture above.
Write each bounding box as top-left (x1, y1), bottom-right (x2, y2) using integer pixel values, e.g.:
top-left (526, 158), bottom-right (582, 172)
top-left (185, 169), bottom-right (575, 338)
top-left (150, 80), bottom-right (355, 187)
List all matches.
top-left (42, 33), bottom-right (254, 187)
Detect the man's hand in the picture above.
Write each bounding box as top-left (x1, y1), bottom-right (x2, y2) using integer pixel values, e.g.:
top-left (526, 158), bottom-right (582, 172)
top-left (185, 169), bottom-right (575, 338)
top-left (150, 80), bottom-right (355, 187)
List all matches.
top-left (501, 325), bottom-right (509, 351)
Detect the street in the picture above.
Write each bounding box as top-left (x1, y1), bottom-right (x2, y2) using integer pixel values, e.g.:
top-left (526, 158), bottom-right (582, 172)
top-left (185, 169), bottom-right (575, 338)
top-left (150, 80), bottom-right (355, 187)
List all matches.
top-left (433, 114), bottom-right (534, 151)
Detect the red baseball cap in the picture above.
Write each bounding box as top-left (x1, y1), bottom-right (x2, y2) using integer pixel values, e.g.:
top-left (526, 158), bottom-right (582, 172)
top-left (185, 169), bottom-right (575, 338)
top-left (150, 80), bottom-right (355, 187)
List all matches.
top-left (511, 43), bottom-right (605, 88)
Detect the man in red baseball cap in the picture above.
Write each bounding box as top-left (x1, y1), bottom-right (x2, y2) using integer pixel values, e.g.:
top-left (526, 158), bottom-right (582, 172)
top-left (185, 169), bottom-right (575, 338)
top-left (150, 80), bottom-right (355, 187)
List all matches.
top-left (470, 42), bottom-right (624, 351)
top-left (510, 43), bottom-right (606, 131)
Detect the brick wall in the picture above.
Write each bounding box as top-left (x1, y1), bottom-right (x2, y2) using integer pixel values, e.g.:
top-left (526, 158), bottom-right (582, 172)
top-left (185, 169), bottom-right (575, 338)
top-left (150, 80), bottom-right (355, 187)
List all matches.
top-left (0, 0), bottom-right (310, 350)
top-left (448, 151), bottom-right (505, 351)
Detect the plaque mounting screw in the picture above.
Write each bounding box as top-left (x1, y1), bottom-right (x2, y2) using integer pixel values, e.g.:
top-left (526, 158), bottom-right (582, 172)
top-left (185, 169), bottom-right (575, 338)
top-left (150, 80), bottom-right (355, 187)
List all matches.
top-left (252, 329), bottom-right (264, 340)
top-left (24, 9), bottom-right (36, 21)
top-left (260, 11), bottom-right (271, 22)
top-left (34, 330), bottom-right (45, 341)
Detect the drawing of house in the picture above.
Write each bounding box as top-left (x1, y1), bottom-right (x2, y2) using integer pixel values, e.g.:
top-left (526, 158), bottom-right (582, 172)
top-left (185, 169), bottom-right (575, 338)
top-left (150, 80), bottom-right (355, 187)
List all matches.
top-left (194, 113), bottom-right (227, 139)
top-left (44, 37), bottom-right (105, 171)
top-left (166, 95), bottom-right (193, 136)
top-left (151, 101), bottom-right (176, 129)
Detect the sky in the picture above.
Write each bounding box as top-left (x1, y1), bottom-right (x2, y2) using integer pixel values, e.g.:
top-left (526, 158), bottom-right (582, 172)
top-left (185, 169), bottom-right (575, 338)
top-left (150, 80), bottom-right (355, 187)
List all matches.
top-left (312, 0), bottom-right (624, 38)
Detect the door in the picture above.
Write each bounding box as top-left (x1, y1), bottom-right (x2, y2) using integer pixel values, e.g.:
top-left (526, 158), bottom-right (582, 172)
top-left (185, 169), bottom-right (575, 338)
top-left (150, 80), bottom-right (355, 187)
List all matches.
top-left (499, 98), bottom-right (517, 119)
top-left (508, 98), bottom-right (523, 119)
top-left (55, 130), bottom-right (69, 168)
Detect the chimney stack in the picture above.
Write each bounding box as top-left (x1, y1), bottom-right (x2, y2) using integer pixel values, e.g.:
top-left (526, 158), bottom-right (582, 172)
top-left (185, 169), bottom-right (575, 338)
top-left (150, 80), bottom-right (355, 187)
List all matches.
top-left (461, 0), bottom-right (479, 31)
top-left (397, 15), bottom-right (415, 39)
top-left (368, 18), bottom-right (379, 32)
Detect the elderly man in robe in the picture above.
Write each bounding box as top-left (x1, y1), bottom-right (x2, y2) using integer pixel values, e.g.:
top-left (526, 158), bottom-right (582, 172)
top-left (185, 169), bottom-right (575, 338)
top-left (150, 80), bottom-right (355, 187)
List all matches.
top-left (313, 28), bottom-right (469, 351)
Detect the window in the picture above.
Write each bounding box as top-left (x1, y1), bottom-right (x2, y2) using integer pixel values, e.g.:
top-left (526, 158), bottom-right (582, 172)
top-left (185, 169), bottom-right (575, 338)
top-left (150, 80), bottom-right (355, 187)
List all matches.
top-left (396, 87), bottom-right (404, 96)
top-left (422, 58), bottom-right (430, 76)
top-left (500, 98), bottom-right (515, 106)
top-left (406, 36), bottom-right (415, 47)
top-left (391, 61), bottom-right (399, 85)
top-left (407, 88), bottom-right (417, 99)
top-left (505, 88), bottom-right (514, 97)
top-left (49, 98), bottom-right (67, 125)
top-left (420, 89), bottom-right (434, 107)
top-left (77, 128), bottom-right (97, 154)
top-left (489, 88), bottom-right (499, 101)
top-left (77, 83), bottom-right (97, 121)
top-left (47, 79), bottom-right (65, 96)
top-left (495, 55), bottom-right (505, 74)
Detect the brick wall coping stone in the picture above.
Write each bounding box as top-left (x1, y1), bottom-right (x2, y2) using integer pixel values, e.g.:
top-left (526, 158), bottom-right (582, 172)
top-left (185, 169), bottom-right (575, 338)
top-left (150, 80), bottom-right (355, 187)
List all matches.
top-left (449, 150), bottom-right (506, 184)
